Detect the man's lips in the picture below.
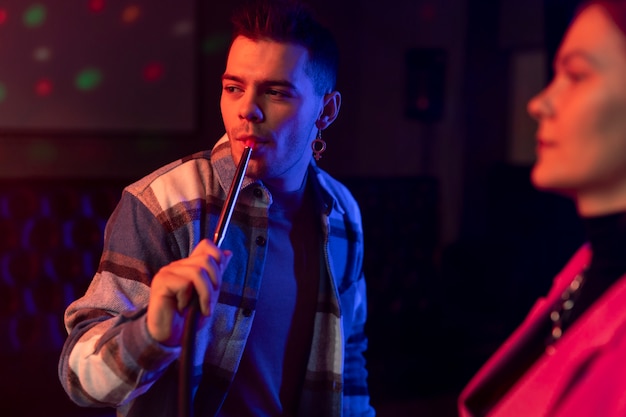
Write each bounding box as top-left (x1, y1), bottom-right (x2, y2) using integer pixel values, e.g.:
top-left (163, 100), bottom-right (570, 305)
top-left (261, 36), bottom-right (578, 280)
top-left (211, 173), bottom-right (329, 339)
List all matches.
top-left (237, 136), bottom-right (268, 149)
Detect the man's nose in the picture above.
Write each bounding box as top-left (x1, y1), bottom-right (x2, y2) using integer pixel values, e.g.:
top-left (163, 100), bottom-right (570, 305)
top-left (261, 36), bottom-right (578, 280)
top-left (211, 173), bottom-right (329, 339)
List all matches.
top-left (239, 93), bottom-right (263, 122)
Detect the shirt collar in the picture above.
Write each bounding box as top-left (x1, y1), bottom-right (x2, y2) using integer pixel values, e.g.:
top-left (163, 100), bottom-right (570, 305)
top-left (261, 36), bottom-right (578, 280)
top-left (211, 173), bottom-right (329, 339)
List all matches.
top-left (210, 133), bottom-right (337, 214)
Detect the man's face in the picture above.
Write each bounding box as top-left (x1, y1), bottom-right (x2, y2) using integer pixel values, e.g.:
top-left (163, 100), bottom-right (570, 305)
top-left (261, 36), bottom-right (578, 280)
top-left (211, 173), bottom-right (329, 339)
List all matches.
top-left (220, 36), bottom-right (325, 192)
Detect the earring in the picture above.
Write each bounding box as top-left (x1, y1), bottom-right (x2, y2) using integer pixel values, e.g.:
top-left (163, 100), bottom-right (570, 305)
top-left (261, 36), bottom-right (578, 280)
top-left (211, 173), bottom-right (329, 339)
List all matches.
top-left (311, 130), bottom-right (326, 161)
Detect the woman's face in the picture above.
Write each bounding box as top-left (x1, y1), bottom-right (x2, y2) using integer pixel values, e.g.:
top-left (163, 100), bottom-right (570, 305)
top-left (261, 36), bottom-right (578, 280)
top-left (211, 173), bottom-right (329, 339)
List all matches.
top-left (528, 4), bottom-right (626, 216)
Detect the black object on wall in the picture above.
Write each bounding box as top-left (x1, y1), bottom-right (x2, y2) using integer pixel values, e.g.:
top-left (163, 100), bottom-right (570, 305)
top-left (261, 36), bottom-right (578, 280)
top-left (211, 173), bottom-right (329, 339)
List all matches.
top-left (405, 48), bottom-right (446, 123)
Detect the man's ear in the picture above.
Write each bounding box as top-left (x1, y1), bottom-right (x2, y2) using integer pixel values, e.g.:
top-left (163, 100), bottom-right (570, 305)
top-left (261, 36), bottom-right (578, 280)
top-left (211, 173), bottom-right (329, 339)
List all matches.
top-left (315, 91), bottom-right (341, 130)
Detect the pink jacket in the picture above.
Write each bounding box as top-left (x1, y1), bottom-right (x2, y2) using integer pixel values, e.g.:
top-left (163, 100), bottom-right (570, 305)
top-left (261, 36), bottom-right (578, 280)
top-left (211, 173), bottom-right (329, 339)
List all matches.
top-left (459, 244), bottom-right (626, 417)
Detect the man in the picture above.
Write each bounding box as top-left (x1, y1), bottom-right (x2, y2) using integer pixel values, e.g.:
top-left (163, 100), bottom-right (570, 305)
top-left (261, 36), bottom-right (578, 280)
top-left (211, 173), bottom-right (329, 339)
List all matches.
top-left (58, 1), bottom-right (375, 416)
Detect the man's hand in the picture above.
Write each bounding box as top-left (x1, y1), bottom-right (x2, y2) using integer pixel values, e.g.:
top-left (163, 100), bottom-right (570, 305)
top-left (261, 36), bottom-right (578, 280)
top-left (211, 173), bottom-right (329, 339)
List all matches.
top-left (147, 239), bottom-right (232, 346)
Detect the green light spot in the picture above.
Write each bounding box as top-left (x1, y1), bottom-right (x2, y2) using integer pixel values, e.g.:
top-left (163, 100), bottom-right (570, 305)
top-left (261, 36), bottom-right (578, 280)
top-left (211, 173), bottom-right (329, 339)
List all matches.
top-left (28, 140), bottom-right (58, 163)
top-left (24, 4), bottom-right (46, 28)
top-left (202, 33), bottom-right (231, 55)
top-left (75, 68), bottom-right (103, 91)
top-left (0, 83), bottom-right (6, 103)
top-left (136, 136), bottom-right (169, 153)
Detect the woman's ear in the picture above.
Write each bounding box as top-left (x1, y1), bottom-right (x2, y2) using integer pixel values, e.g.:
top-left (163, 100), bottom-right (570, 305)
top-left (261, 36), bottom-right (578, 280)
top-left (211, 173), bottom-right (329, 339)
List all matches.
top-left (316, 91), bottom-right (341, 130)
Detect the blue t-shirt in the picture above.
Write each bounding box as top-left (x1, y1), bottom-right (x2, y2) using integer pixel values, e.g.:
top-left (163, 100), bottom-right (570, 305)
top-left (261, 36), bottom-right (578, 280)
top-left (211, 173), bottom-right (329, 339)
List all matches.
top-left (219, 177), bottom-right (320, 416)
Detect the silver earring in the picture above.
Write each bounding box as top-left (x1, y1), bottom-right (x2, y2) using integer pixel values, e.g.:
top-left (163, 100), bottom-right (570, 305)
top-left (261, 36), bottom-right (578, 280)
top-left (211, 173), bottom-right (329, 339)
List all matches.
top-left (311, 130), bottom-right (326, 161)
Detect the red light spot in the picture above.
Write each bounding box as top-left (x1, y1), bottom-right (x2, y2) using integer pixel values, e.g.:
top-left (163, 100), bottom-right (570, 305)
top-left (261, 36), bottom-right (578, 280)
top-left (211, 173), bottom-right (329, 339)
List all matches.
top-left (89, 0), bottom-right (105, 13)
top-left (415, 96), bottom-right (430, 111)
top-left (142, 62), bottom-right (164, 82)
top-left (122, 5), bottom-right (140, 24)
top-left (418, 3), bottom-right (436, 22)
top-left (35, 78), bottom-right (53, 96)
top-left (0, 9), bottom-right (7, 25)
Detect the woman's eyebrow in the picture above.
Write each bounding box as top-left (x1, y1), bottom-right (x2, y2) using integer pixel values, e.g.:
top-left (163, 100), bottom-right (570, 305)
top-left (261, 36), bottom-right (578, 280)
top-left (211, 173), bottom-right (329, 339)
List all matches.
top-left (554, 49), bottom-right (600, 70)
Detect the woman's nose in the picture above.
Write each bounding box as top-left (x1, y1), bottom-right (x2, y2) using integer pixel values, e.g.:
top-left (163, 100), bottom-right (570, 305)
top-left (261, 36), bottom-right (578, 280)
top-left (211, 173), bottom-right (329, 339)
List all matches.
top-left (527, 86), bottom-right (553, 121)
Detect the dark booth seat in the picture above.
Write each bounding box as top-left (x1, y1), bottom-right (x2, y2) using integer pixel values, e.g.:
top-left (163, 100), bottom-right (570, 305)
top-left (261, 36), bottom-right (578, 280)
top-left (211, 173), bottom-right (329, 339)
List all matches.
top-left (0, 176), bottom-right (440, 417)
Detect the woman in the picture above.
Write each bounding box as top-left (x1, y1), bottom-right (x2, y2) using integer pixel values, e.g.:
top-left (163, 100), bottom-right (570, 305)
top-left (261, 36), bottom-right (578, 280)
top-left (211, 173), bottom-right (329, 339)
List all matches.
top-left (459, 1), bottom-right (626, 416)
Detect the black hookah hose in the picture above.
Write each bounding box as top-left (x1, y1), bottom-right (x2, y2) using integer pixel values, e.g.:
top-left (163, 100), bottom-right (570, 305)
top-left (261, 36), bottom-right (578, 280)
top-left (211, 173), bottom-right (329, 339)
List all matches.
top-left (178, 145), bottom-right (253, 417)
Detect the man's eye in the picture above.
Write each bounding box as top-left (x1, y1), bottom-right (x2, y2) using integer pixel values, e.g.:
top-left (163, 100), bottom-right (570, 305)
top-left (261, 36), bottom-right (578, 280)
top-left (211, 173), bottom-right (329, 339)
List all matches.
top-left (266, 89), bottom-right (287, 97)
top-left (224, 86), bottom-right (242, 93)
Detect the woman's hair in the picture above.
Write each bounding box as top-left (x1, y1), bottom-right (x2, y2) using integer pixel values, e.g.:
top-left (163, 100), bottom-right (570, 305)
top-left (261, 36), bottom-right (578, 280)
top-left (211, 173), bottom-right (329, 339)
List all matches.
top-left (579, 0), bottom-right (626, 36)
top-left (230, 0), bottom-right (339, 95)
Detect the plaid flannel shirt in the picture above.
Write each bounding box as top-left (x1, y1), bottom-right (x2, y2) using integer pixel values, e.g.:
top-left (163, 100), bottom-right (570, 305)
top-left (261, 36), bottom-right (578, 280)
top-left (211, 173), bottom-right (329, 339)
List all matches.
top-left (58, 135), bottom-right (375, 417)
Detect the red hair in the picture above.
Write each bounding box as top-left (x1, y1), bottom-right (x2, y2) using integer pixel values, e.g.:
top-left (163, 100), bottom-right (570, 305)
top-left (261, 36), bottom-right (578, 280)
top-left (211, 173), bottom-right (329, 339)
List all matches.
top-left (579, 0), bottom-right (626, 36)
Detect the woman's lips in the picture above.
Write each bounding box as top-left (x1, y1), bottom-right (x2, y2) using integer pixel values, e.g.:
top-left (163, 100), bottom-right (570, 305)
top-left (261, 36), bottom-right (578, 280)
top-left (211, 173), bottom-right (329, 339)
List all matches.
top-left (537, 138), bottom-right (556, 148)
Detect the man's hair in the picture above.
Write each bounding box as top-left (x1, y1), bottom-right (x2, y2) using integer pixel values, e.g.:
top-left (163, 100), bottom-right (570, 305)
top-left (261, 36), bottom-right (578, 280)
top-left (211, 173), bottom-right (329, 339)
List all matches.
top-left (231, 0), bottom-right (339, 95)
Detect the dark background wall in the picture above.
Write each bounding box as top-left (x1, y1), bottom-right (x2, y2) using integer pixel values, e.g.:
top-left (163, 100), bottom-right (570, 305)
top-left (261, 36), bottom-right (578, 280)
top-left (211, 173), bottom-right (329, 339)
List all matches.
top-left (0, 0), bottom-right (579, 242)
top-left (0, 0), bottom-right (589, 416)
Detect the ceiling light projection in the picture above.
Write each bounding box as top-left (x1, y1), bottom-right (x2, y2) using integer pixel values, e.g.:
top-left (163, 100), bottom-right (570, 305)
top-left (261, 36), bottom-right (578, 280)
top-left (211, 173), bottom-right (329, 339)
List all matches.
top-left (24, 3), bottom-right (46, 28)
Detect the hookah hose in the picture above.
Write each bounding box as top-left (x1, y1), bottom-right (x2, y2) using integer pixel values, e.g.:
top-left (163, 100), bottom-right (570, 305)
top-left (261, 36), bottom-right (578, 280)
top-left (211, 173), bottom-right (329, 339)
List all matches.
top-left (178, 145), bottom-right (253, 417)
